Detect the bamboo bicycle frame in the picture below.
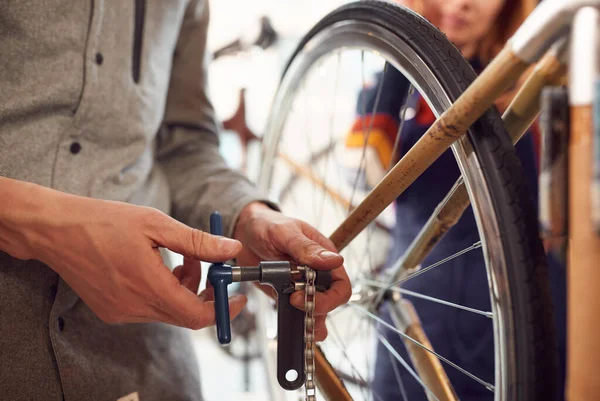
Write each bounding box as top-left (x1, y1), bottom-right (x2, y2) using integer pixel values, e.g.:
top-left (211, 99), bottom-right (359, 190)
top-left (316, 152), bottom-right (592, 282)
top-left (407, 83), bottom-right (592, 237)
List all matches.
top-left (307, 1), bottom-right (600, 400)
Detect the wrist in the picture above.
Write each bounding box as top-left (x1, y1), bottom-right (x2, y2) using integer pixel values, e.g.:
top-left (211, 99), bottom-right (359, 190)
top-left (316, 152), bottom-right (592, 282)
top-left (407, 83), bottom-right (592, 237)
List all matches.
top-left (0, 178), bottom-right (63, 261)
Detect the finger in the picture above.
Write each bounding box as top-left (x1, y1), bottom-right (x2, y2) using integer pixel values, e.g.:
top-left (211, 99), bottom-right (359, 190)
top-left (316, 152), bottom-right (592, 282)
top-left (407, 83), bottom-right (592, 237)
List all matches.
top-left (290, 267), bottom-right (352, 315)
top-left (314, 316), bottom-right (328, 341)
top-left (144, 294), bottom-right (247, 329)
top-left (299, 223), bottom-right (344, 269)
top-left (179, 257), bottom-right (201, 295)
top-left (271, 223), bottom-right (343, 269)
top-left (197, 288), bottom-right (248, 322)
top-left (198, 286), bottom-right (214, 302)
top-left (228, 294), bottom-right (248, 320)
top-left (98, 299), bottom-right (189, 326)
top-left (290, 290), bottom-right (305, 311)
top-left (151, 215), bottom-right (242, 262)
top-left (143, 304), bottom-right (192, 326)
top-left (156, 277), bottom-right (247, 329)
top-left (173, 265), bottom-right (183, 280)
top-left (197, 294), bottom-right (248, 325)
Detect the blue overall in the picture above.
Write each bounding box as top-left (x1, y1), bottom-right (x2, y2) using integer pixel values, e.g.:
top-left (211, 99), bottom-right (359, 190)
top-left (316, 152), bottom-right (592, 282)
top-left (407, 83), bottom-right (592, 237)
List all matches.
top-left (352, 62), bottom-right (567, 400)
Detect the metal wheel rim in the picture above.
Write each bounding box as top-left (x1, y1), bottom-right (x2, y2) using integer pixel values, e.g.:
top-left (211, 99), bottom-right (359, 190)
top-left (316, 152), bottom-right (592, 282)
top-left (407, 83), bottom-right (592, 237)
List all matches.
top-left (259, 20), bottom-right (515, 401)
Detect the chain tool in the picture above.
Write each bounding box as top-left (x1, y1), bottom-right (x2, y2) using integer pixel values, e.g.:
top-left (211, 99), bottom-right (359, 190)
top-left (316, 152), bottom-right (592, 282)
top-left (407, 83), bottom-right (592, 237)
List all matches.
top-left (206, 211), bottom-right (330, 397)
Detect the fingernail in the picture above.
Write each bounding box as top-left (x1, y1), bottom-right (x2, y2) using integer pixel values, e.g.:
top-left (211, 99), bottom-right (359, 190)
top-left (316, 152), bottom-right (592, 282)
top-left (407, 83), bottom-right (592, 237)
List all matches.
top-left (319, 250), bottom-right (340, 260)
top-left (219, 238), bottom-right (241, 253)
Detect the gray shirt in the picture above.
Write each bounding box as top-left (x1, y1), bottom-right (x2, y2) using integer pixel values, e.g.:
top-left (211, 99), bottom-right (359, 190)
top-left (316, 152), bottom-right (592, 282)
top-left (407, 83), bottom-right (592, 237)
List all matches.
top-left (0, 1), bottom-right (268, 400)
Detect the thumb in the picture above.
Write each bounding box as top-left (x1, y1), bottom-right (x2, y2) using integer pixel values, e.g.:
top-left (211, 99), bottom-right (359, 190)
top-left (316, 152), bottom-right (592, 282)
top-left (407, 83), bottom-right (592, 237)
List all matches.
top-left (285, 236), bottom-right (342, 269)
top-left (274, 223), bottom-right (343, 269)
top-left (154, 216), bottom-right (242, 262)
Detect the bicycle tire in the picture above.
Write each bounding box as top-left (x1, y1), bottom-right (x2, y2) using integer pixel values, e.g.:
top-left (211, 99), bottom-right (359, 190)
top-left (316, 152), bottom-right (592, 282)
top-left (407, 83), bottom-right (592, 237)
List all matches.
top-left (259, 2), bottom-right (558, 400)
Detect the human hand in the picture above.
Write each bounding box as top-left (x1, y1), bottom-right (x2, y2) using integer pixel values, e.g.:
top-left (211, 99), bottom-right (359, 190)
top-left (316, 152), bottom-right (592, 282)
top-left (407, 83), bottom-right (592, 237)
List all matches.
top-left (33, 193), bottom-right (246, 329)
top-left (233, 202), bottom-right (351, 341)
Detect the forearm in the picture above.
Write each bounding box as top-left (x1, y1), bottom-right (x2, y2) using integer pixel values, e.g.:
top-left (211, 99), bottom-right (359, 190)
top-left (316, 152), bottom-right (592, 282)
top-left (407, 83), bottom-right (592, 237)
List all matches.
top-left (0, 177), bottom-right (60, 261)
top-left (0, 179), bottom-right (249, 329)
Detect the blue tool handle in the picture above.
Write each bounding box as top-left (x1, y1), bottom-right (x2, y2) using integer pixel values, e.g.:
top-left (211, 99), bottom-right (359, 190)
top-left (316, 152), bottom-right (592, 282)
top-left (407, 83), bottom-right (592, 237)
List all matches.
top-left (208, 267), bottom-right (232, 344)
top-left (207, 211), bottom-right (233, 345)
top-left (210, 211), bottom-right (223, 236)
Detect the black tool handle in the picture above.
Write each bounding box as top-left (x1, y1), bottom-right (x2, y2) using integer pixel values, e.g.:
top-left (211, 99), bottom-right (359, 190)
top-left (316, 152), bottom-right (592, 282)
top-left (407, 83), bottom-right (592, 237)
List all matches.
top-left (258, 262), bottom-right (333, 390)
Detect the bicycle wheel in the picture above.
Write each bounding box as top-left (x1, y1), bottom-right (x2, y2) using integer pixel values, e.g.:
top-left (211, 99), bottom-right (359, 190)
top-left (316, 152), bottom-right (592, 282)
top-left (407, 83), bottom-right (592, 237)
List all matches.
top-left (258, 2), bottom-right (557, 401)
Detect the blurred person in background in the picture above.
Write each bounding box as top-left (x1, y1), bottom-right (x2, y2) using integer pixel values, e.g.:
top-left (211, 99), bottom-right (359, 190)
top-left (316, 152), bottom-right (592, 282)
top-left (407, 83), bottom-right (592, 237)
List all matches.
top-left (343, 0), bottom-right (566, 400)
top-left (0, 1), bottom-right (351, 400)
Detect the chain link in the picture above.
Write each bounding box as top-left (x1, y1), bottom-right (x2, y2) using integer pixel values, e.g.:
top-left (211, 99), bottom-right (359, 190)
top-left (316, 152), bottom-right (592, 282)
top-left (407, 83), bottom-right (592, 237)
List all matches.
top-left (304, 267), bottom-right (317, 401)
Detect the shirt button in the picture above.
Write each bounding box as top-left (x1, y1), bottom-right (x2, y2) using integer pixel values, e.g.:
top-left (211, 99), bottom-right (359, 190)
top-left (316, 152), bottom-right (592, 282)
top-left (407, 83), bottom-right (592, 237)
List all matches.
top-left (95, 52), bottom-right (104, 65)
top-left (70, 142), bottom-right (81, 154)
top-left (57, 317), bottom-right (65, 332)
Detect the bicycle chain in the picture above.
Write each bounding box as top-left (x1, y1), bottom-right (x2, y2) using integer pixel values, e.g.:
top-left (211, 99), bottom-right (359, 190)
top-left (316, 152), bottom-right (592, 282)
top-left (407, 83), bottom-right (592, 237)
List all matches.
top-left (304, 267), bottom-right (317, 401)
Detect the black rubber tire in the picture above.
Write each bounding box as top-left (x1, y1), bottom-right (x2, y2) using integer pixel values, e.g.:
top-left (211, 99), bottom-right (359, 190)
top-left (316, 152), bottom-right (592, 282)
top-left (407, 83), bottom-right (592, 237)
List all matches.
top-left (280, 2), bottom-right (558, 400)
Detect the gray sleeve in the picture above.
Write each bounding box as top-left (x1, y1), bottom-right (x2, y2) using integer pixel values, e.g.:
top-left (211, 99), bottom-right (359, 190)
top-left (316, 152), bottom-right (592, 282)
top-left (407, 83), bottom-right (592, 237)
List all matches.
top-left (156, 0), bottom-right (274, 236)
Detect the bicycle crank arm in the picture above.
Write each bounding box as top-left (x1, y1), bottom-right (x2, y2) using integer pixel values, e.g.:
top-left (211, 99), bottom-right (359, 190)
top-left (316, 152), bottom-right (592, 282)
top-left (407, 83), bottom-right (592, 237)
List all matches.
top-left (206, 212), bottom-right (331, 391)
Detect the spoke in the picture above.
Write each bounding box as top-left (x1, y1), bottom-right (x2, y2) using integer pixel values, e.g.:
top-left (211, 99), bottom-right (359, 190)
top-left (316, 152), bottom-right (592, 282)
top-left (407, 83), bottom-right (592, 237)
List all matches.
top-left (278, 151), bottom-right (351, 211)
top-left (354, 308), bottom-right (374, 401)
top-left (302, 75), bottom-right (319, 223)
top-left (276, 141), bottom-right (337, 204)
top-left (348, 56), bottom-right (387, 214)
top-left (360, 307), bottom-right (373, 401)
top-left (316, 51), bottom-right (342, 227)
top-left (283, 173), bottom-right (307, 218)
top-left (329, 319), bottom-right (369, 387)
top-left (361, 188), bottom-right (378, 290)
top-left (280, 107), bottom-right (306, 216)
top-left (388, 346), bottom-right (410, 401)
top-left (377, 332), bottom-right (440, 401)
top-left (362, 222), bottom-right (379, 318)
top-left (348, 50), bottom-right (368, 215)
top-left (388, 83), bottom-right (415, 171)
top-left (387, 176), bottom-right (468, 284)
top-left (360, 279), bottom-right (493, 318)
top-left (349, 303), bottom-right (495, 392)
top-left (371, 241), bottom-right (483, 300)
top-left (329, 318), bottom-right (384, 401)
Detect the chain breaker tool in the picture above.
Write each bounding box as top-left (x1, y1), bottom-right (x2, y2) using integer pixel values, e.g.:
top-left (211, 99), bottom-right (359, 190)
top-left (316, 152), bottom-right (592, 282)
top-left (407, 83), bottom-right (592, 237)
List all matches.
top-left (206, 212), bottom-right (330, 399)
